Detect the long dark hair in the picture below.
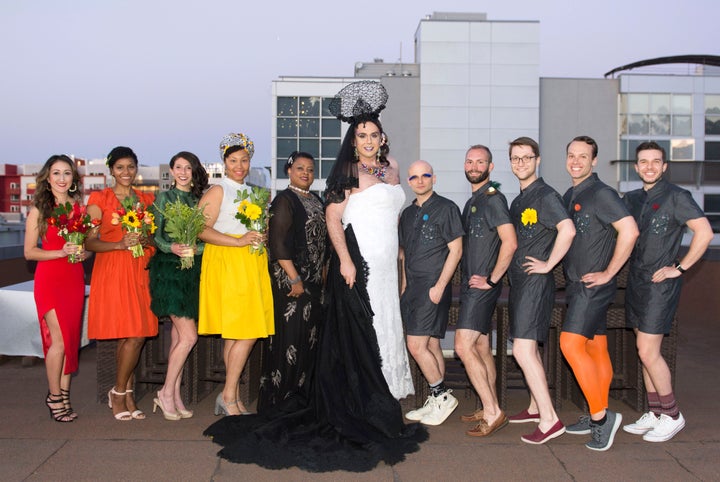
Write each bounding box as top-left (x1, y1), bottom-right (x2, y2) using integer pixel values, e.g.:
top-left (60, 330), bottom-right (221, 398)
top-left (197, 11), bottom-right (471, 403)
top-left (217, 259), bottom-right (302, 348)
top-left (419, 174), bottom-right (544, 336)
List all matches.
top-left (33, 155), bottom-right (82, 238)
top-left (325, 117), bottom-right (390, 204)
top-left (170, 151), bottom-right (209, 199)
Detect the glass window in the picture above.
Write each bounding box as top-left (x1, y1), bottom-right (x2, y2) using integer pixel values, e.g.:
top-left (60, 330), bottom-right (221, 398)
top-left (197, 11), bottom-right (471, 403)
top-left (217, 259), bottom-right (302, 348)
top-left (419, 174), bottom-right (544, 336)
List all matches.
top-left (706, 116), bottom-right (720, 135)
top-left (277, 97), bottom-right (297, 117)
top-left (706, 141), bottom-right (720, 160)
top-left (670, 139), bottom-right (694, 160)
top-left (276, 159), bottom-right (289, 179)
top-left (277, 118), bottom-right (298, 138)
top-left (321, 139), bottom-right (341, 159)
top-left (649, 94), bottom-right (670, 114)
top-left (628, 114), bottom-right (649, 135)
top-left (299, 118), bottom-right (319, 138)
top-left (672, 116), bottom-right (692, 136)
top-left (672, 95), bottom-right (692, 115)
top-left (299, 139), bottom-right (319, 158)
top-left (627, 94), bottom-right (648, 113)
top-left (299, 97), bottom-right (321, 117)
top-left (650, 115), bottom-right (670, 135)
top-left (322, 118), bottom-right (341, 137)
top-left (706, 95), bottom-right (720, 114)
top-left (277, 139), bottom-right (296, 158)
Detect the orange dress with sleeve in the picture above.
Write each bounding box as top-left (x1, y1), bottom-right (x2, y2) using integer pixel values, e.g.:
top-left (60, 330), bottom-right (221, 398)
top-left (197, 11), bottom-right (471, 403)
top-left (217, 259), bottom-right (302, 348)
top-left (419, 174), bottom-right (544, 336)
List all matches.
top-left (87, 188), bottom-right (158, 339)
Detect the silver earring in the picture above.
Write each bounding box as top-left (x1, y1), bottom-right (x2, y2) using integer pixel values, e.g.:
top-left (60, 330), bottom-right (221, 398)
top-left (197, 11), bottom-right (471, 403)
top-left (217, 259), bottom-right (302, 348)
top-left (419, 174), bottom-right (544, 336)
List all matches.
top-left (69, 183), bottom-right (77, 193)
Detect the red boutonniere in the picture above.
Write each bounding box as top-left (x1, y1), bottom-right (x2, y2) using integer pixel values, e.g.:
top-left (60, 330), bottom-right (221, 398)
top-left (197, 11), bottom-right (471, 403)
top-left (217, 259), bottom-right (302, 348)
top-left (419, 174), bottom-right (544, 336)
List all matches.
top-left (652, 203), bottom-right (660, 211)
top-left (574, 203), bottom-right (581, 212)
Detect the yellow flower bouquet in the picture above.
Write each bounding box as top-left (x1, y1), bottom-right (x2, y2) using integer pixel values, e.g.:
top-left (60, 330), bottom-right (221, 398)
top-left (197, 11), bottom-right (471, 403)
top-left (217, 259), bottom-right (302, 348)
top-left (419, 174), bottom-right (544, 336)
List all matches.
top-left (234, 186), bottom-right (270, 255)
top-left (111, 197), bottom-right (157, 258)
top-left (154, 198), bottom-right (206, 269)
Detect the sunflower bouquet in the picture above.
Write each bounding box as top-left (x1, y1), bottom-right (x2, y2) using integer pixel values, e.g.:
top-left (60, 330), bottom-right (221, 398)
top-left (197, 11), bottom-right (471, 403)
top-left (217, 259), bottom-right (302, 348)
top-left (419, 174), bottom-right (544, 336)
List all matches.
top-left (234, 186), bottom-right (270, 255)
top-left (154, 198), bottom-right (206, 269)
top-left (111, 196), bottom-right (157, 258)
top-left (48, 201), bottom-right (100, 263)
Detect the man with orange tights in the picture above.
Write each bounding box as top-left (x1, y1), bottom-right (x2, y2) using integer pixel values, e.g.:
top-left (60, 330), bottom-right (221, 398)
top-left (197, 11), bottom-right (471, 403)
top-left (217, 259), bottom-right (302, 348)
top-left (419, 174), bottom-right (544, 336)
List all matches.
top-left (560, 136), bottom-right (639, 451)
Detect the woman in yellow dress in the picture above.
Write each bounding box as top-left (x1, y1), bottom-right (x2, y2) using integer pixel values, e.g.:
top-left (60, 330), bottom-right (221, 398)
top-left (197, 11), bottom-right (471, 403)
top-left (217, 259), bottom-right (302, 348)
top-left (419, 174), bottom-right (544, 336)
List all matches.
top-left (197, 132), bottom-right (274, 415)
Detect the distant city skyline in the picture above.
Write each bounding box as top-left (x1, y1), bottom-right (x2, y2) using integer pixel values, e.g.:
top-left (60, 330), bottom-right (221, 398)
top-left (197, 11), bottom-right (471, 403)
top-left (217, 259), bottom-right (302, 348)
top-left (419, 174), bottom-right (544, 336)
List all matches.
top-left (0, 0), bottom-right (715, 166)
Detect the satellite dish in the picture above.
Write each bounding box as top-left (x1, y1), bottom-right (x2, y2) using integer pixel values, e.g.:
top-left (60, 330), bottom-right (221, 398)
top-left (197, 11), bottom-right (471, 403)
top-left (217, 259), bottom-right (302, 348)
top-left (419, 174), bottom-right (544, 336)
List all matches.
top-left (355, 62), bottom-right (364, 70)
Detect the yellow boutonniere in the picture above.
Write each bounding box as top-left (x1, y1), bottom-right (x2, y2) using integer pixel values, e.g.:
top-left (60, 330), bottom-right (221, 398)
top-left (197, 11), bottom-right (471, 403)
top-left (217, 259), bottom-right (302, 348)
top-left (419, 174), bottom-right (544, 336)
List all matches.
top-left (521, 208), bottom-right (537, 226)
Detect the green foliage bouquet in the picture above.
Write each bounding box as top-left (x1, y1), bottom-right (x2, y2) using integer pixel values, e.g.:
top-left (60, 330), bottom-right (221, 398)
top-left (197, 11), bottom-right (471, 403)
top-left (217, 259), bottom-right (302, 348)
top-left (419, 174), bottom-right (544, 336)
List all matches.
top-left (156, 198), bottom-right (206, 269)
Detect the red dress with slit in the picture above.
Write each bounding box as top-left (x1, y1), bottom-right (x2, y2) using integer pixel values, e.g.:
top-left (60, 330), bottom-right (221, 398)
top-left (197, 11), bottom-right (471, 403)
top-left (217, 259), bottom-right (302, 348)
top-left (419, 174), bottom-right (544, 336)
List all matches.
top-left (33, 224), bottom-right (85, 374)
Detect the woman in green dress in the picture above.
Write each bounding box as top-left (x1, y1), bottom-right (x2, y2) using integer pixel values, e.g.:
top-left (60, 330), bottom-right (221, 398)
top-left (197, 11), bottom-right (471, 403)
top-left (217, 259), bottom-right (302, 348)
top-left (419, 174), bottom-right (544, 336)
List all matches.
top-left (148, 151), bottom-right (208, 420)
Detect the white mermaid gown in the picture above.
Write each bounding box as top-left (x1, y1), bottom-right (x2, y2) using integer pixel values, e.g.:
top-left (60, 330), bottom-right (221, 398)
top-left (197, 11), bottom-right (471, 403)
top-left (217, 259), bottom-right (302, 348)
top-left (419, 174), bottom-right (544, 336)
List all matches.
top-left (343, 183), bottom-right (415, 399)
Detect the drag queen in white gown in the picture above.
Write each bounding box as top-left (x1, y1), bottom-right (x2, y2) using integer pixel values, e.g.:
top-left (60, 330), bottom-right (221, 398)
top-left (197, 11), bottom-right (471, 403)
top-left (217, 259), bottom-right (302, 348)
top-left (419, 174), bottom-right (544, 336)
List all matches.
top-left (342, 181), bottom-right (414, 398)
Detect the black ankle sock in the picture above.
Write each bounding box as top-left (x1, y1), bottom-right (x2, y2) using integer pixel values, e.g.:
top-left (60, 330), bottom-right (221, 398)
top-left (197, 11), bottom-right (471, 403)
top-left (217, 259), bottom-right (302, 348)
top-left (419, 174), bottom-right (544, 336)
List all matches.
top-left (429, 381), bottom-right (447, 397)
top-left (591, 413), bottom-right (608, 426)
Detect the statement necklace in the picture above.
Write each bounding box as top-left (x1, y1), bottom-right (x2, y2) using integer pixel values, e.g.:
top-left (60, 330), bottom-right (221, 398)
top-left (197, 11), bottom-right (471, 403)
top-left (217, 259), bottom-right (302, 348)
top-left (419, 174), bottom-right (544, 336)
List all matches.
top-left (288, 184), bottom-right (310, 195)
top-left (360, 162), bottom-right (387, 181)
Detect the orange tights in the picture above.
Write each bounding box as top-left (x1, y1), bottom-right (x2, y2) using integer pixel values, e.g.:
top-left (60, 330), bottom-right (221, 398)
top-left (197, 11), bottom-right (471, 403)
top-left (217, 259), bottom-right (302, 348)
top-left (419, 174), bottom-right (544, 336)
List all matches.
top-left (560, 332), bottom-right (613, 416)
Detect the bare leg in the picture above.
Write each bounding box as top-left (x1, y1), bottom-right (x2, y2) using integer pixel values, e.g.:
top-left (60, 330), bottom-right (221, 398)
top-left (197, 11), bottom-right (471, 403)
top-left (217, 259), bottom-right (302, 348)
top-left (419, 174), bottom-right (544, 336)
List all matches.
top-left (407, 335), bottom-right (443, 385)
top-left (42, 310), bottom-right (65, 395)
top-left (513, 338), bottom-right (559, 432)
top-left (455, 329), bottom-right (501, 423)
top-left (636, 331), bottom-right (671, 395)
top-left (223, 338), bottom-right (256, 414)
top-left (111, 337), bottom-right (145, 417)
top-left (159, 316), bottom-right (197, 413)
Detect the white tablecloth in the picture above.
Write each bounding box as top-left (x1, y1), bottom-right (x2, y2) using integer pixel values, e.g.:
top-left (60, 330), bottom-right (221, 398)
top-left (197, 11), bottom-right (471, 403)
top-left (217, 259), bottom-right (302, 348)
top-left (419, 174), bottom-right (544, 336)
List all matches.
top-left (0, 281), bottom-right (90, 357)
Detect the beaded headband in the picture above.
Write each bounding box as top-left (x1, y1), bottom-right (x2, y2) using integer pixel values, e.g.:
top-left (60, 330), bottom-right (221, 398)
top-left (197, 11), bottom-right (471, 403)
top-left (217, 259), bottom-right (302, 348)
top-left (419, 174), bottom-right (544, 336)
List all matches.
top-left (219, 132), bottom-right (255, 161)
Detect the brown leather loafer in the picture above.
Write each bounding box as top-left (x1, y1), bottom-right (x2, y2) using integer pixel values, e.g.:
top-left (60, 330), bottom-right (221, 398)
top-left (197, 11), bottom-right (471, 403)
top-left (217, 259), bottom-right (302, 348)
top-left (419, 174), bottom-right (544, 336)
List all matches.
top-left (466, 412), bottom-right (508, 437)
top-left (460, 408), bottom-right (485, 422)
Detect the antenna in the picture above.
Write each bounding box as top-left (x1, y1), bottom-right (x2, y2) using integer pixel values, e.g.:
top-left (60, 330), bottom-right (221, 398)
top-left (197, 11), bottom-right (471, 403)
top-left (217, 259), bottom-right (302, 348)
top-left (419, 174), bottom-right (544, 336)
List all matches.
top-left (398, 42), bottom-right (402, 63)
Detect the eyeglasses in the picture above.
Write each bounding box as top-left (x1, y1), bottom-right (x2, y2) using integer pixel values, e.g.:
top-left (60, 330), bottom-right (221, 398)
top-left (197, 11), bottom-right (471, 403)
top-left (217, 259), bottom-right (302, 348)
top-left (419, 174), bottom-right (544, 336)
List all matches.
top-left (408, 173), bottom-right (433, 182)
top-left (510, 155), bottom-right (537, 165)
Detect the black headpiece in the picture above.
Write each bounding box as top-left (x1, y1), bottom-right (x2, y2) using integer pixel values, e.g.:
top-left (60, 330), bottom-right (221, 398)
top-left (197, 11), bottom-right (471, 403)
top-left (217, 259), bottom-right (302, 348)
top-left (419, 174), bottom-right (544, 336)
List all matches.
top-left (328, 81), bottom-right (388, 124)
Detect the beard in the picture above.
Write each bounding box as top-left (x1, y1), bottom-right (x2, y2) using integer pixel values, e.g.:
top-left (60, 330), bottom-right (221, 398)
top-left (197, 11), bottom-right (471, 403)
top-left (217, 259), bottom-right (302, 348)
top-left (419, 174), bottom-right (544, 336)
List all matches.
top-left (465, 169), bottom-right (490, 184)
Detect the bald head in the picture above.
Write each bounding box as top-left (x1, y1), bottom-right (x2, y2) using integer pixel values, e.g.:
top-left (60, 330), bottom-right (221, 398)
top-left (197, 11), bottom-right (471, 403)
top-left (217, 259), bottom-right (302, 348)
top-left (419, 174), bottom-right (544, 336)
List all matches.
top-left (408, 160), bottom-right (433, 175)
top-left (406, 160), bottom-right (435, 199)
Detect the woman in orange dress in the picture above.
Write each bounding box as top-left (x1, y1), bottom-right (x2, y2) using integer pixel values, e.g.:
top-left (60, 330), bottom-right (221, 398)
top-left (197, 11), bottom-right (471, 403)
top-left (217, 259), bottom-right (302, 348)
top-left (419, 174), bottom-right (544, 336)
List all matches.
top-left (86, 146), bottom-right (157, 421)
top-left (24, 155), bottom-right (87, 422)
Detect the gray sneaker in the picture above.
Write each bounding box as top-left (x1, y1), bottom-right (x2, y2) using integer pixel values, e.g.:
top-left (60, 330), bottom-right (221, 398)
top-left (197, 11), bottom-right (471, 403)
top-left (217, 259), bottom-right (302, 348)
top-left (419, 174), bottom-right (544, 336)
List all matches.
top-left (566, 415), bottom-right (592, 435)
top-left (586, 410), bottom-right (622, 451)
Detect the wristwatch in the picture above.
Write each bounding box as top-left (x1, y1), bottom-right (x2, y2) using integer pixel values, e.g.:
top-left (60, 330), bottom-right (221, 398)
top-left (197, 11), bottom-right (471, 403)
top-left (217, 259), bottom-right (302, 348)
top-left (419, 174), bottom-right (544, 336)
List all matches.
top-left (675, 263), bottom-right (686, 274)
top-left (486, 277), bottom-right (498, 288)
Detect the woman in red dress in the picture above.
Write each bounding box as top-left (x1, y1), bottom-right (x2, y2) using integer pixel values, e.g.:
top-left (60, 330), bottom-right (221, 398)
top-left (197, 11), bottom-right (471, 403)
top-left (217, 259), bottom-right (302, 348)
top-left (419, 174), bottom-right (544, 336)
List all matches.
top-left (24, 155), bottom-right (87, 422)
top-left (86, 146), bottom-right (157, 421)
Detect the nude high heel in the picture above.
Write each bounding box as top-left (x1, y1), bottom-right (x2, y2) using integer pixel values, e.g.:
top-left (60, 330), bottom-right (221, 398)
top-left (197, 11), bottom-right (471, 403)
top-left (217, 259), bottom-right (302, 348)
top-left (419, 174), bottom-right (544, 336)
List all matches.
top-left (153, 392), bottom-right (181, 421)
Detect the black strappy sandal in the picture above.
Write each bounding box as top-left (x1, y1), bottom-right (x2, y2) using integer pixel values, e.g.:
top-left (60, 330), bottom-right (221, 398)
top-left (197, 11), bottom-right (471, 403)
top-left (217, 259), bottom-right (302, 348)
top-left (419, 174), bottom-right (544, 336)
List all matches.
top-left (60, 388), bottom-right (78, 420)
top-left (46, 392), bottom-right (73, 422)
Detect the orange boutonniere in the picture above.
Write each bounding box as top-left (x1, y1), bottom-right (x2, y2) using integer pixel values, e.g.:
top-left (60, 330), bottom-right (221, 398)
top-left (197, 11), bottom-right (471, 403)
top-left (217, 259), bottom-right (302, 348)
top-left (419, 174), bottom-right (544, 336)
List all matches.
top-left (574, 203), bottom-right (581, 212)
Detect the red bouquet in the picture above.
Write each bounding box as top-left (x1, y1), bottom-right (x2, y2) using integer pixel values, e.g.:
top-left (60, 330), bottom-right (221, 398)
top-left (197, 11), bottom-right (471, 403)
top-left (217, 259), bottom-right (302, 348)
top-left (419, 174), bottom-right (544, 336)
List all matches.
top-left (48, 202), bottom-right (99, 263)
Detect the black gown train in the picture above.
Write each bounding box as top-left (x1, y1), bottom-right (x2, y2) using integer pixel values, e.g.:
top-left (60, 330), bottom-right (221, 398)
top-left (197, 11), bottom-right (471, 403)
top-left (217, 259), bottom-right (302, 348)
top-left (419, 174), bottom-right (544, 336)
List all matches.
top-left (204, 225), bottom-right (428, 472)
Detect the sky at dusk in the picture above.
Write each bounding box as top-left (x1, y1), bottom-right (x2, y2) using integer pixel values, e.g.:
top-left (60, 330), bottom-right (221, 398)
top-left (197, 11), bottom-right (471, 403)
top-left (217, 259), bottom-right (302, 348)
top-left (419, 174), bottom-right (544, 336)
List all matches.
top-left (0, 0), bottom-right (715, 167)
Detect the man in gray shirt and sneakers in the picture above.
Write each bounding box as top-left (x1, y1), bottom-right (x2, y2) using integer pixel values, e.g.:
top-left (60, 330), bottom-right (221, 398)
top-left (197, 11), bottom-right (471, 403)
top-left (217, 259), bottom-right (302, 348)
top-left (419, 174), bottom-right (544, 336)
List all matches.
top-left (399, 160), bottom-right (464, 426)
top-left (622, 141), bottom-right (712, 442)
top-left (559, 136), bottom-right (639, 451)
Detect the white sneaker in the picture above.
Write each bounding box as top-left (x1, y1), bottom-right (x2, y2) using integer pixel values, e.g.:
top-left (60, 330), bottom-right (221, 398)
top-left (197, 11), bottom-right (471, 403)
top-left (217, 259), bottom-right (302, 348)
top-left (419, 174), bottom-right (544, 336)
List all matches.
top-left (623, 411), bottom-right (660, 435)
top-left (405, 395), bottom-right (436, 421)
top-left (643, 413), bottom-right (685, 442)
top-left (420, 390), bottom-right (458, 426)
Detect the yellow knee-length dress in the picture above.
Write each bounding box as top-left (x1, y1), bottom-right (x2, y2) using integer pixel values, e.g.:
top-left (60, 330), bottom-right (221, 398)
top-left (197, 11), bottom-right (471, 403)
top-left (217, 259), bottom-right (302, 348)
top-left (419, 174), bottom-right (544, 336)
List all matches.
top-left (198, 178), bottom-right (274, 339)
